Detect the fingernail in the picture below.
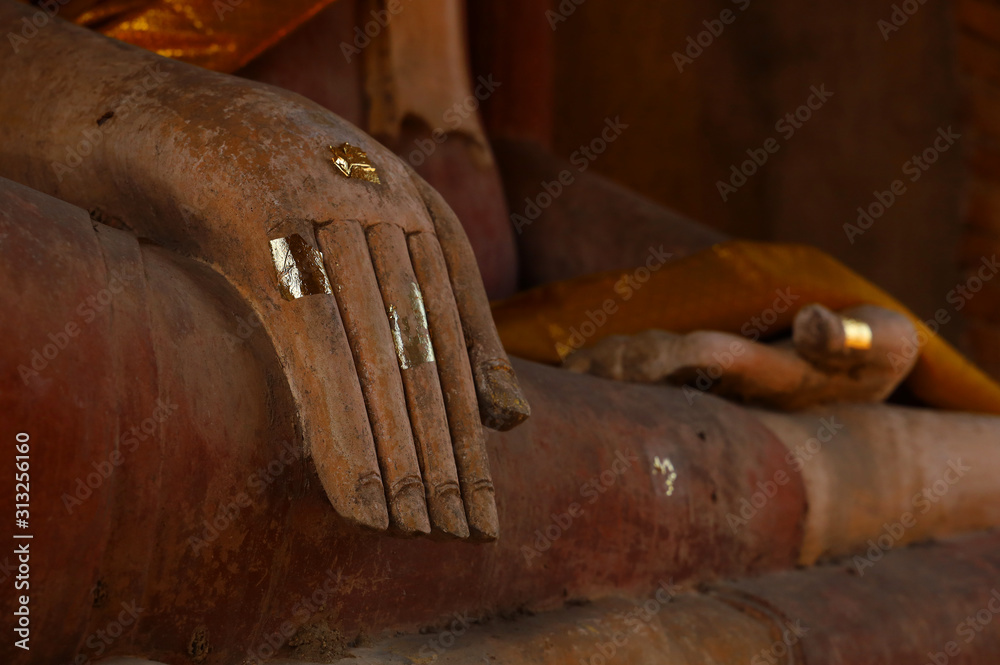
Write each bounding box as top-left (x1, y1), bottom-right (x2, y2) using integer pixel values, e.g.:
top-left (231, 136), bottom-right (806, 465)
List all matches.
top-left (465, 482), bottom-right (499, 541)
top-left (427, 483), bottom-right (470, 539)
top-left (475, 359), bottom-right (531, 431)
top-left (389, 478), bottom-right (431, 535)
top-left (352, 474), bottom-right (390, 531)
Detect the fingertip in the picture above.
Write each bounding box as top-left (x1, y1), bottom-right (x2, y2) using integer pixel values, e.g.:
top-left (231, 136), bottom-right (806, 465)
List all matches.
top-left (352, 474), bottom-right (391, 531)
top-left (475, 358), bottom-right (531, 431)
top-left (389, 479), bottom-right (432, 536)
top-left (428, 486), bottom-right (471, 540)
top-left (465, 484), bottom-right (499, 542)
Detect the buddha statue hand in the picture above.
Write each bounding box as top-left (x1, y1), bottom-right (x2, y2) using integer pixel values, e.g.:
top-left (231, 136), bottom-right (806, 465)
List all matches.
top-left (564, 304), bottom-right (917, 410)
top-left (0, 1), bottom-right (529, 540)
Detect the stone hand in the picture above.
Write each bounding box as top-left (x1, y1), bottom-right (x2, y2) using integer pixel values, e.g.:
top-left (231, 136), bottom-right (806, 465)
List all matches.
top-left (0, 1), bottom-right (529, 539)
top-left (564, 304), bottom-right (917, 410)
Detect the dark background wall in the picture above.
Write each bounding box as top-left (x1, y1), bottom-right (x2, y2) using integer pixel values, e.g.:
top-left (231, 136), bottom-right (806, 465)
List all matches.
top-left (548, 0), bottom-right (965, 343)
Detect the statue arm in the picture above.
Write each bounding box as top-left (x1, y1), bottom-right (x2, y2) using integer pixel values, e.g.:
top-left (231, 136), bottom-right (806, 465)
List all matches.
top-left (0, 0), bottom-right (528, 540)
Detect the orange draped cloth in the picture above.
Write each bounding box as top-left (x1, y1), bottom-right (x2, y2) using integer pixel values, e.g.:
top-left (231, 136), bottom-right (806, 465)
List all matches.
top-left (492, 241), bottom-right (1000, 416)
top-left (36, 0), bottom-right (334, 72)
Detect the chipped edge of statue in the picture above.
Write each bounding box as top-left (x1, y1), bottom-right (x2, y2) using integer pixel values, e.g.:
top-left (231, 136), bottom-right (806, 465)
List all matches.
top-left (653, 456), bottom-right (677, 497)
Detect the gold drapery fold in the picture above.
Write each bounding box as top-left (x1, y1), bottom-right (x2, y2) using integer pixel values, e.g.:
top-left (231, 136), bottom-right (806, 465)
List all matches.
top-left (34, 0), bottom-right (335, 72)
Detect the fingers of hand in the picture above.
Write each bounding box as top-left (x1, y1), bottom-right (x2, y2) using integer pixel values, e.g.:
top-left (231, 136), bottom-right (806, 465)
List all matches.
top-left (408, 231), bottom-right (499, 540)
top-left (316, 221), bottom-right (431, 535)
top-left (366, 222), bottom-right (469, 539)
